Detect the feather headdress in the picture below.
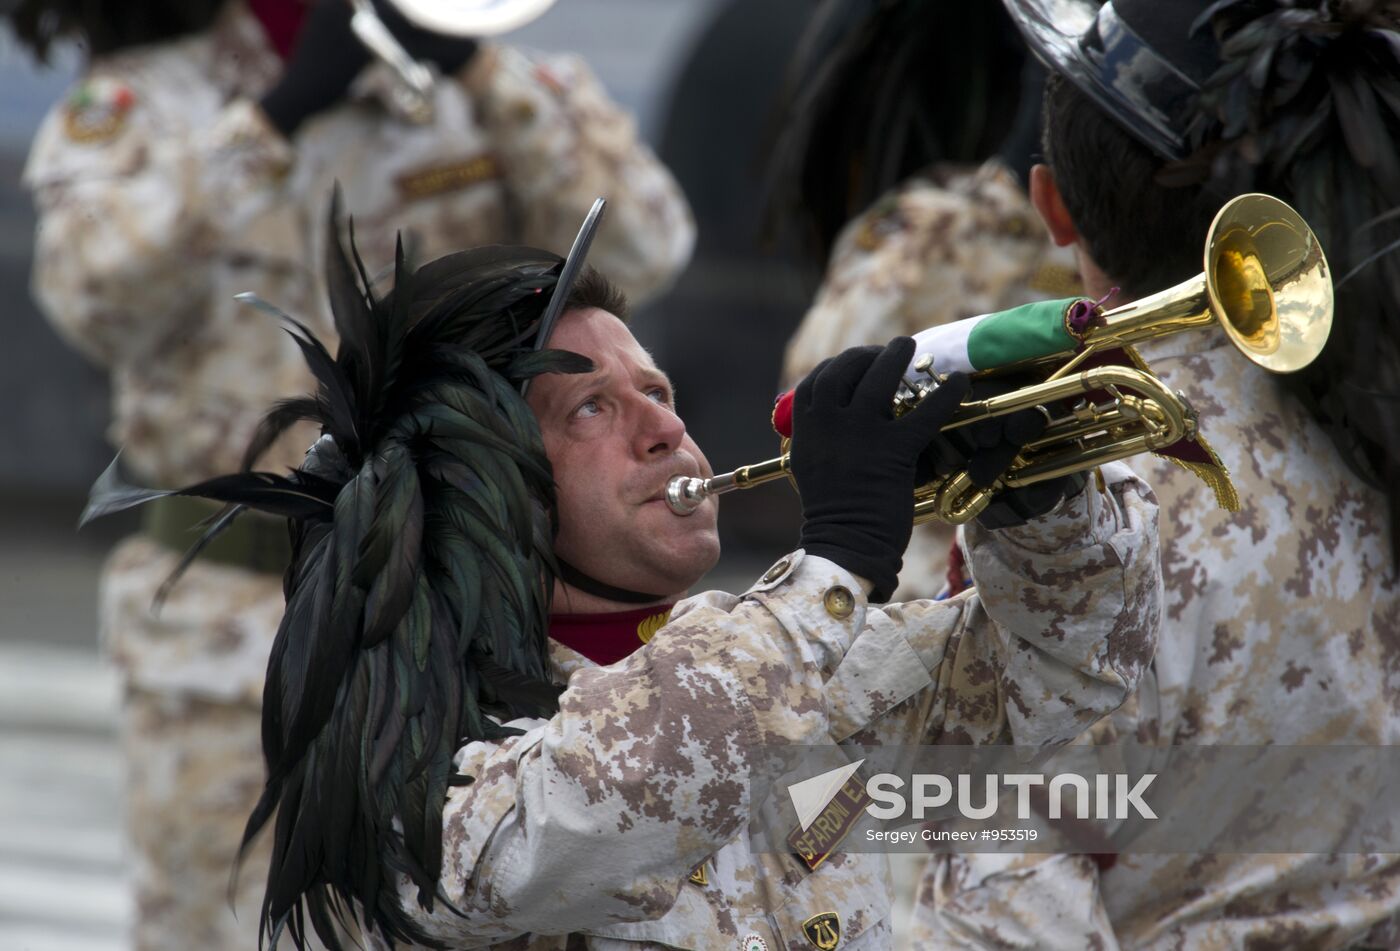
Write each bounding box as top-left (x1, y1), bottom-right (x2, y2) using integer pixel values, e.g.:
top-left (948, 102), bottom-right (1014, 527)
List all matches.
top-left (1174, 0), bottom-right (1400, 536)
top-left (1169, 0), bottom-right (1400, 192)
top-left (84, 194), bottom-right (593, 948)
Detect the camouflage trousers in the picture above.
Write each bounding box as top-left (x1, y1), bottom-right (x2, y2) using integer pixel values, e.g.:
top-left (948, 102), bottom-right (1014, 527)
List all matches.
top-left (104, 537), bottom-right (349, 949)
top-left (100, 537), bottom-right (285, 950)
top-left (120, 688), bottom-right (270, 951)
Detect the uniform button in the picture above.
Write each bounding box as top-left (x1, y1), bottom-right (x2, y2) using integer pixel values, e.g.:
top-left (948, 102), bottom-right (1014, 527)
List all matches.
top-left (762, 557), bottom-right (792, 584)
top-left (823, 585), bottom-right (855, 619)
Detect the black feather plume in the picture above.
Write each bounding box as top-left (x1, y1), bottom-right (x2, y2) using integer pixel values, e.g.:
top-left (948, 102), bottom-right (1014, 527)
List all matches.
top-left (238, 216), bottom-right (595, 950)
top-left (761, 0), bottom-right (1032, 270)
top-left (87, 203), bottom-right (593, 948)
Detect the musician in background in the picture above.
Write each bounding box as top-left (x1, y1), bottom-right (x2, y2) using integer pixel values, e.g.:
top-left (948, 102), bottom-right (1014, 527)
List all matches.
top-left (766, 0), bottom-right (1081, 602)
top-left (918, 1), bottom-right (1400, 947)
top-left (11, 1), bottom-right (693, 946)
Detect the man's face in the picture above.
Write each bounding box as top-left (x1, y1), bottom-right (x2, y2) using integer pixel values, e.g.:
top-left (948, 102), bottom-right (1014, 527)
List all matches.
top-left (526, 307), bottom-right (720, 602)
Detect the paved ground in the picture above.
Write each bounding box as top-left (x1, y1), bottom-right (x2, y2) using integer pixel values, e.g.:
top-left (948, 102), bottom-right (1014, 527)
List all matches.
top-left (0, 496), bottom-right (130, 950)
top-left (0, 644), bottom-right (127, 951)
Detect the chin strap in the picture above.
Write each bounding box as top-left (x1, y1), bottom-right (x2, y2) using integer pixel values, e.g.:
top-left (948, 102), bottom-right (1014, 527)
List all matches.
top-left (556, 557), bottom-right (667, 605)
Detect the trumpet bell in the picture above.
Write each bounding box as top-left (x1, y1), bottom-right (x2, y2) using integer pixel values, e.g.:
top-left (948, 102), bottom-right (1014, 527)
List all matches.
top-left (1206, 193), bottom-right (1333, 374)
top-left (391, 0), bottom-right (558, 36)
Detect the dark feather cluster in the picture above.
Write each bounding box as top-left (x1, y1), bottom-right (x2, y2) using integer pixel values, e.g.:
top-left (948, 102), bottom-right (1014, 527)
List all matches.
top-left (1170, 0), bottom-right (1400, 192)
top-left (762, 0), bottom-right (1031, 270)
top-left (87, 194), bottom-right (591, 948)
top-left (1171, 0), bottom-right (1400, 557)
top-left (4, 0), bottom-right (226, 61)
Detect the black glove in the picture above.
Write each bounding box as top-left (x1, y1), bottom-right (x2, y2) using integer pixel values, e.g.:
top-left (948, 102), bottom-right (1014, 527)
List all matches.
top-left (792, 339), bottom-right (971, 602)
top-left (258, 1), bottom-right (479, 138)
top-left (259, 1), bottom-right (369, 137)
top-left (917, 375), bottom-right (1086, 530)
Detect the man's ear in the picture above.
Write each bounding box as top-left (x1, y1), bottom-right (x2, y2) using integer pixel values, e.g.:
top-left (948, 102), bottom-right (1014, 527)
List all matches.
top-left (1029, 164), bottom-right (1079, 248)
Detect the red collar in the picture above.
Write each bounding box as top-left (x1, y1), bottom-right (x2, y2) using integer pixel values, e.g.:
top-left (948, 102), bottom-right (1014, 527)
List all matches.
top-left (246, 0), bottom-right (307, 60)
top-left (550, 606), bottom-right (674, 667)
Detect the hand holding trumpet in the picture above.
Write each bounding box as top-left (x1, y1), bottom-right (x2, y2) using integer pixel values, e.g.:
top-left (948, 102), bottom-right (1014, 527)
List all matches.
top-left (789, 339), bottom-right (1078, 601)
top-left (258, 0), bottom-right (479, 136)
top-left (788, 340), bottom-right (966, 601)
top-left (918, 374), bottom-right (1086, 530)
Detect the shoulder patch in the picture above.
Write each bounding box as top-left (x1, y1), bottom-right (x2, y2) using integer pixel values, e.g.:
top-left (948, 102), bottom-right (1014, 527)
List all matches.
top-left (63, 80), bottom-right (136, 145)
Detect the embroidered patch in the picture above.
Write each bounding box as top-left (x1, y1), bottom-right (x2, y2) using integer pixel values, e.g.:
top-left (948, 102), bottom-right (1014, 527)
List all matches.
top-left (63, 81), bottom-right (135, 144)
top-left (740, 934), bottom-right (769, 951)
top-left (687, 860), bottom-right (709, 886)
top-left (801, 912), bottom-right (841, 950)
top-left (394, 154), bottom-right (500, 201)
top-left (787, 775), bottom-right (871, 872)
top-left (636, 608), bottom-right (671, 645)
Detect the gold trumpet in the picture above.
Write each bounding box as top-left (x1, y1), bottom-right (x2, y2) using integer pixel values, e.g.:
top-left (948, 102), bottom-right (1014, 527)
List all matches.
top-left (666, 193), bottom-right (1334, 524)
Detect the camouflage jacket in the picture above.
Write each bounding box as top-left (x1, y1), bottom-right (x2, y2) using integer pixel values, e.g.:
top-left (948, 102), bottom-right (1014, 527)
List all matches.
top-left (780, 161), bottom-right (1080, 605)
top-left (365, 463), bottom-right (1160, 951)
top-left (916, 329), bottom-right (1400, 949)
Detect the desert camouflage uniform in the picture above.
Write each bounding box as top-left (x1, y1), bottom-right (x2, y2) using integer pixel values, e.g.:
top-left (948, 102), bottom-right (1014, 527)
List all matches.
top-left (364, 462), bottom-right (1160, 950)
top-left (779, 160), bottom-right (1080, 604)
top-left (915, 328), bottom-right (1400, 949)
top-left (22, 3), bottom-right (693, 946)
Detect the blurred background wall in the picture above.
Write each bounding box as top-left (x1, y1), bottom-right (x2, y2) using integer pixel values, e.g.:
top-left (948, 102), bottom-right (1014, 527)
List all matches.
top-left (0, 27), bottom-right (107, 494)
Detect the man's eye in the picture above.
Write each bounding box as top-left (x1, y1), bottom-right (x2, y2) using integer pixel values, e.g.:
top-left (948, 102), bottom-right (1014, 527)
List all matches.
top-left (575, 399), bottom-right (600, 418)
top-left (647, 388), bottom-right (671, 406)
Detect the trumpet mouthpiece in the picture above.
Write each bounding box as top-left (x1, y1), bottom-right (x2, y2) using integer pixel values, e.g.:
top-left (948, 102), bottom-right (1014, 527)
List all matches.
top-left (665, 475), bottom-right (708, 515)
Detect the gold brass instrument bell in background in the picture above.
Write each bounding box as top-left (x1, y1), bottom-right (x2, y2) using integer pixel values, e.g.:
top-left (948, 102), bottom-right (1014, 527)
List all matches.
top-left (665, 193), bottom-right (1334, 524)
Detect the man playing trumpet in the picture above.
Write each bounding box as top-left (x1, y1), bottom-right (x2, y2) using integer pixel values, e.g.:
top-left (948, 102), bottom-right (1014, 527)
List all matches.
top-left (92, 198), bottom-right (1164, 947)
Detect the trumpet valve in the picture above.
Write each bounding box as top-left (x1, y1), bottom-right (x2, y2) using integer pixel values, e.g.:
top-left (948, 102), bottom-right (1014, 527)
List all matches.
top-left (1179, 396), bottom-right (1201, 441)
top-left (896, 356), bottom-right (945, 413)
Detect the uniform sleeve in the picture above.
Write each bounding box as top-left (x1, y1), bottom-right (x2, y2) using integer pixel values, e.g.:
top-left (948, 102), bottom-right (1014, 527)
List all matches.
top-left (468, 45), bottom-right (695, 305)
top-left (827, 462), bottom-right (1161, 751)
top-left (24, 96), bottom-right (292, 366)
top-left (388, 555), bottom-right (971, 945)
